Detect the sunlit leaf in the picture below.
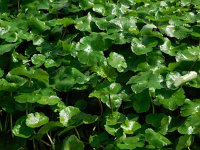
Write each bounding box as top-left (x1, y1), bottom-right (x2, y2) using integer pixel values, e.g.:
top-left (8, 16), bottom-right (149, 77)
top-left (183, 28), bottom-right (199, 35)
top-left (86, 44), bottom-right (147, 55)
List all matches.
top-left (9, 65), bottom-right (49, 84)
top-left (26, 112), bottom-right (49, 128)
top-left (107, 52), bottom-right (127, 72)
top-left (117, 135), bottom-right (145, 149)
top-left (156, 88), bottom-right (186, 110)
top-left (127, 71), bottom-right (163, 94)
top-left (145, 128), bottom-right (171, 148)
top-left (0, 43), bottom-right (19, 55)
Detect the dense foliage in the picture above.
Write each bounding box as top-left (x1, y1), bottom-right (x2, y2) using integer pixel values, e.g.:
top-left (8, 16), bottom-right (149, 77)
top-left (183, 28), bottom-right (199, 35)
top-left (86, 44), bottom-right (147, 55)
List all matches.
top-left (1, 0), bottom-right (200, 149)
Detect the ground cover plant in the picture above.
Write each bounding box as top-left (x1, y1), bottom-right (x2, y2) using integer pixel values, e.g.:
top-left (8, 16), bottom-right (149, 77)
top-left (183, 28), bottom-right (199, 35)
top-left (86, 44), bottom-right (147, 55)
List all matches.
top-left (0, 0), bottom-right (200, 149)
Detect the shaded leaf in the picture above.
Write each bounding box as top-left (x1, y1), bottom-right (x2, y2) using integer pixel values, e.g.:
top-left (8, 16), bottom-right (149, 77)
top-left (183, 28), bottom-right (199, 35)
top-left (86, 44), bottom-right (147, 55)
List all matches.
top-left (12, 117), bottom-right (34, 138)
top-left (61, 135), bottom-right (84, 150)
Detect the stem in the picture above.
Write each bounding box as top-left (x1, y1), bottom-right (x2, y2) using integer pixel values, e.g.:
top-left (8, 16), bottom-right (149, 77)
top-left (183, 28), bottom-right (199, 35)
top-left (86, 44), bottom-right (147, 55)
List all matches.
top-left (4, 114), bottom-right (8, 131)
top-left (10, 113), bottom-right (13, 137)
top-left (0, 110), bottom-right (2, 131)
top-left (40, 140), bottom-right (51, 147)
top-left (149, 90), bottom-right (155, 114)
top-left (189, 59), bottom-right (198, 71)
top-left (0, 121), bottom-right (2, 131)
top-left (98, 99), bottom-right (103, 116)
top-left (74, 128), bottom-right (80, 139)
top-left (33, 139), bottom-right (37, 150)
top-left (108, 94), bottom-right (113, 112)
top-left (47, 133), bottom-right (55, 150)
top-left (17, 0), bottom-right (20, 12)
top-left (26, 103), bottom-right (29, 115)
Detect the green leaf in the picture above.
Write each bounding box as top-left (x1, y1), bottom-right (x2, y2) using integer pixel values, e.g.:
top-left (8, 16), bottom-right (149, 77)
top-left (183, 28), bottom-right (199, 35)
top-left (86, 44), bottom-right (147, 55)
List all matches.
top-left (0, 78), bottom-right (17, 91)
top-left (145, 128), bottom-right (171, 148)
top-left (166, 71), bottom-right (197, 89)
top-left (176, 135), bottom-right (193, 150)
top-left (127, 71), bottom-right (163, 94)
top-left (15, 88), bottom-right (60, 105)
top-left (61, 135), bottom-right (84, 150)
top-left (31, 54), bottom-right (46, 66)
top-left (0, 95), bottom-right (15, 112)
top-left (26, 112), bottom-right (49, 128)
top-left (180, 99), bottom-right (200, 117)
top-left (117, 135), bottom-right (145, 149)
top-left (131, 38), bottom-right (152, 55)
top-left (89, 81), bottom-right (125, 109)
top-left (89, 132), bottom-right (109, 148)
top-left (107, 52), bottom-right (127, 72)
top-left (54, 66), bottom-right (89, 92)
top-left (178, 115), bottom-right (200, 134)
top-left (35, 121), bottom-right (63, 139)
top-left (0, 43), bottom-right (19, 55)
top-left (120, 119), bottom-right (141, 134)
top-left (48, 18), bottom-right (74, 27)
top-left (145, 113), bottom-right (166, 128)
top-left (75, 13), bottom-right (93, 32)
top-left (131, 90), bottom-right (151, 113)
top-left (12, 116), bottom-right (34, 138)
top-left (0, 0), bottom-right (8, 13)
top-left (59, 106), bottom-right (98, 129)
top-left (176, 46), bottom-right (200, 61)
top-left (0, 68), bottom-right (3, 77)
top-left (28, 16), bottom-right (50, 33)
top-left (104, 111), bottom-right (126, 136)
top-left (156, 88), bottom-right (186, 110)
top-left (9, 65), bottom-right (49, 84)
top-left (91, 64), bottom-right (117, 81)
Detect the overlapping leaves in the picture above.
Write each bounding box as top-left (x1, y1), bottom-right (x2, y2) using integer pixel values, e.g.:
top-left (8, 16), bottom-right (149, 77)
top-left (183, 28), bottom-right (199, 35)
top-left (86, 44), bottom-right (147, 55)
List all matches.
top-left (1, 0), bottom-right (200, 149)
